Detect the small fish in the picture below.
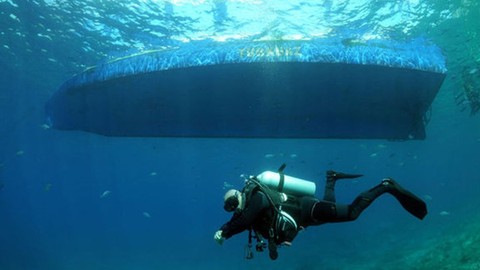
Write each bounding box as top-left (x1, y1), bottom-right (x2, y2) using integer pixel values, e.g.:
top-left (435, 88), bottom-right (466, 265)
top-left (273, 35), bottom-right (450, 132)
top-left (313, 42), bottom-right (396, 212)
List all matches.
top-left (143, 212), bottom-right (151, 218)
top-left (439, 211), bottom-right (450, 216)
top-left (100, 190), bottom-right (111, 198)
top-left (9, 13), bottom-right (19, 21)
top-left (423, 195), bottom-right (433, 201)
top-left (40, 124), bottom-right (51, 130)
top-left (16, 150), bottom-right (25, 156)
top-left (44, 183), bottom-right (52, 192)
top-left (223, 181), bottom-right (234, 190)
top-left (264, 153), bottom-right (275, 159)
top-left (289, 154), bottom-right (298, 158)
top-left (150, 172), bottom-right (157, 176)
top-left (369, 153), bottom-right (378, 158)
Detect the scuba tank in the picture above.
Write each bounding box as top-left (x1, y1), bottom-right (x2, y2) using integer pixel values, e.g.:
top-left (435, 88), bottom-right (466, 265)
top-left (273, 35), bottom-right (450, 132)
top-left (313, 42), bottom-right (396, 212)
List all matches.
top-left (256, 170), bottom-right (316, 197)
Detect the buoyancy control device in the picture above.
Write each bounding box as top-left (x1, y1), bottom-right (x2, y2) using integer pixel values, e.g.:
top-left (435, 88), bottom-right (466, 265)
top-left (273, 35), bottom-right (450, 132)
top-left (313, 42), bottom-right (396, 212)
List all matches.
top-left (243, 164), bottom-right (317, 260)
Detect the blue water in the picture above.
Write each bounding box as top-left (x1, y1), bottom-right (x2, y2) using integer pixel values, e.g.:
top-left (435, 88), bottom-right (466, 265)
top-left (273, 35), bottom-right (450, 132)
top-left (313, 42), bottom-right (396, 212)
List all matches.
top-left (1, 1), bottom-right (480, 269)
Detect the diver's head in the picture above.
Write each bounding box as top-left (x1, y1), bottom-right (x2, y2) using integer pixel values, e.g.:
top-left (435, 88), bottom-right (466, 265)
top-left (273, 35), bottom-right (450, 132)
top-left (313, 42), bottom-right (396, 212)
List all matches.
top-left (223, 189), bottom-right (243, 212)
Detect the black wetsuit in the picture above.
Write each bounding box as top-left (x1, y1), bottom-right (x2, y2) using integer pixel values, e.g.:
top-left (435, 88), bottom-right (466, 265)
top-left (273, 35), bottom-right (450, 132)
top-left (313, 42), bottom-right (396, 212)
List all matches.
top-left (219, 174), bottom-right (427, 260)
top-left (221, 191), bottom-right (273, 240)
top-left (220, 192), bottom-right (367, 240)
top-left (220, 176), bottom-right (420, 238)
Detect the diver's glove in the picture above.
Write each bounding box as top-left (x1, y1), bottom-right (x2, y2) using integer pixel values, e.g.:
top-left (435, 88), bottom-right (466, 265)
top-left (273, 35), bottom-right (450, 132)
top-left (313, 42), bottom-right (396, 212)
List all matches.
top-left (214, 230), bottom-right (225, 245)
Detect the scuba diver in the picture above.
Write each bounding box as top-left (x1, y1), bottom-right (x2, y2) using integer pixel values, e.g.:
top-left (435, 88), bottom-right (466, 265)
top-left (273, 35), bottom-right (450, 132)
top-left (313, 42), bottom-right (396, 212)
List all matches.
top-left (213, 164), bottom-right (427, 260)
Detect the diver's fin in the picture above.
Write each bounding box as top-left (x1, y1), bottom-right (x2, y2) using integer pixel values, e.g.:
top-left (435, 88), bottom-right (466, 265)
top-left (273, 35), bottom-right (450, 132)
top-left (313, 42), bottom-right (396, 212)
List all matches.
top-left (327, 170), bottom-right (363, 181)
top-left (383, 179), bottom-right (428, 220)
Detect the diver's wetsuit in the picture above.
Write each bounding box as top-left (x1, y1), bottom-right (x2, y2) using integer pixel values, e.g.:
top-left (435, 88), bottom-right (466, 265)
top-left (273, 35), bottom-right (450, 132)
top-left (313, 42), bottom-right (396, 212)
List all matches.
top-left (220, 191), bottom-right (273, 240)
top-left (220, 174), bottom-right (427, 240)
top-left (292, 174), bottom-right (427, 227)
top-left (220, 182), bottom-right (382, 239)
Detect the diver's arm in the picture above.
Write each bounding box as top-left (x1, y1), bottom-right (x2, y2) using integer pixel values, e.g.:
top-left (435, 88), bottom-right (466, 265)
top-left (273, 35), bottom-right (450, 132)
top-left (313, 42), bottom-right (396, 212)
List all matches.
top-left (220, 192), bottom-right (268, 239)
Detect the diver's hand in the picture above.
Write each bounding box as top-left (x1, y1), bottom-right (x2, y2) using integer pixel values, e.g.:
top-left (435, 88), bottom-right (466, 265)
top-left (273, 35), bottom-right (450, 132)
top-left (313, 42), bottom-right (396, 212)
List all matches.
top-left (214, 230), bottom-right (225, 245)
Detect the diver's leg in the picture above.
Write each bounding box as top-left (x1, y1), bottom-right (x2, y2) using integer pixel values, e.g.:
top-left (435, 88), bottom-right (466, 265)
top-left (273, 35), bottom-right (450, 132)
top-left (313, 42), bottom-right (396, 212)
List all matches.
top-left (323, 170), bottom-right (337, 202)
top-left (312, 181), bottom-right (391, 223)
top-left (300, 196), bottom-right (352, 225)
top-left (323, 170), bottom-right (363, 202)
top-left (310, 178), bottom-right (427, 224)
top-left (347, 181), bottom-right (390, 220)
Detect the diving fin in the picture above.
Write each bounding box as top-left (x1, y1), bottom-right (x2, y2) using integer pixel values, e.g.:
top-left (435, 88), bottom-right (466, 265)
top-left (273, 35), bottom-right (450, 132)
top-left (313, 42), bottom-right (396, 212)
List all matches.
top-left (383, 179), bottom-right (428, 220)
top-left (327, 170), bottom-right (363, 181)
